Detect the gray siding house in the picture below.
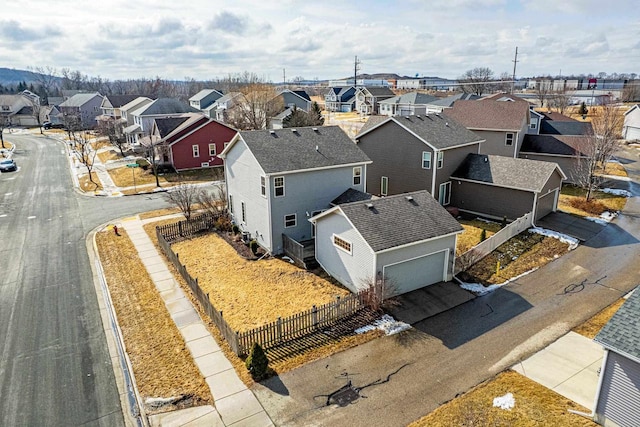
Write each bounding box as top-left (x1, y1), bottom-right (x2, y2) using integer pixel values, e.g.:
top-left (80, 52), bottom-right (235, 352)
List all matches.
top-left (277, 89), bottom-right (312, 112)
top-left (59, 92), bottom-right (104, 129)
top-left (189, 89), bottom-right (224, 111)
top-left (378, 92), bottom-right (438, 116)
top-left (451, 154), bottom-right (566, 221)
top-left (325, 86), bottom-right (356, 112)
top-left (310, 190), bottom-right (463, 296)
top-left (593, 288), bottom-right (640, 427)
top-left (220, 126), bottom-right (371, 255)
top-left (622, 104), bottom-right (640, 140)
top-left (355, 113), bottom-right (484, 204)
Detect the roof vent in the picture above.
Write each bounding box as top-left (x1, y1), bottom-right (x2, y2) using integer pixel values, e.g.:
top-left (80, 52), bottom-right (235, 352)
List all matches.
top-left (315, 145), bottom-right (319, 151)
top-left (365, 203), bottom-right (374, 209)
top-left (405, 195), bottom-right (414, 201)
top-left (269, 130), bottom-right (276, 135)
top-left (483, 156), bottom-right (488, 163)
top-left (445, 122), bottom-right (449, 127)
top-left (312, 127), bottom-right (319, 132)
top-left (291, 128), bottom-right (297, 132)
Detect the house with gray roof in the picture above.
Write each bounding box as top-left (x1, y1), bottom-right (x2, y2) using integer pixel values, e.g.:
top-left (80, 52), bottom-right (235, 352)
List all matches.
top-left (593, 288), bottom-right (640, 427)
top-left (378, 92), bottom-right (438, 116)
top-left (355, 86), bottom-right (396, 115)
top-left (520, 134), bottom-right (590, 183)
top-left (423, 92), bottom-right (481, 113)
top-left (355, 113), bottom-right (484, 203)
top-left (310, 190), bottom-right (463, 296)
top-left (188, 89), bottom-right (224, 111)
top-left (97, 94), bottom-right (142, 123)
top-left (202, 92), bottom-right (242, 122)
top-left (325, 86), bottom-right (356, 112)
top-left (219, 125), bottom-right (371, 255)
top-left (126, 98), bottom-right (200, 144)
top-left (451, 153), bottom-right (566, 221)
top-left (58, 92), bottom-right (104, 129)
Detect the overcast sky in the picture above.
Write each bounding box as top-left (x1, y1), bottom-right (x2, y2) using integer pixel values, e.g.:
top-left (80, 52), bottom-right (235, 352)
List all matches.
top-left (3, 0), bottom-right (639, 82)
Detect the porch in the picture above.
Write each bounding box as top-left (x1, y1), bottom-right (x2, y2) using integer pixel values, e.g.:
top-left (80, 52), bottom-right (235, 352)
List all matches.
top-left (282, 234), bottom-right (317, 269)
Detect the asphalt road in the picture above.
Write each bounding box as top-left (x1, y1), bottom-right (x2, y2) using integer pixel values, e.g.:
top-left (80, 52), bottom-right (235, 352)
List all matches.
top-left (254, 145), bottom-right (640, 427)
top-left (0, 133), bottom-right (169, 426)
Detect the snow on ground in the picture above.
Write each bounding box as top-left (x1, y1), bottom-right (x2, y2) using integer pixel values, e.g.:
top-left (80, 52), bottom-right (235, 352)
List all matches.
top-left (457, 268), bottom-right (539, 296)
top-left (355, 314), bottom-right (411, 336)
top-left (493, 392), bottom-right (515, 410)
top-left (601, 188), bottom-right (632, 197)
top-left (530, 227), bottom-right (579, 250)
top-left (586, 211), bottom-right (617, 225)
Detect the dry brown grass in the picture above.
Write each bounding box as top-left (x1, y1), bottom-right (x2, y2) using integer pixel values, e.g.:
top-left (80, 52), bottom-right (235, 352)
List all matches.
top-left (110, 166), bottom-right (167, 187)
top-left (139, 208), bottom-right (184, 220)
top-left (559, 185), bottom-right (627, 217)
top-left (78, 172), bottom-right (103, 192)
top-left (96, 229), bottom-right (212, 410)
top-left (599, 162), bottom-right (628, 177)
top-left (97, 149), bottom-right (123, 164)
top-left (460, 232), bottom-right (569, 285)
top-left (1, 141), bottom-right (14, 151)
top-left (573, 298), bottom-right (625, 339)
top-left (171, 233), bottom-right (350, 331)
top-left (410, 370), bottom-right (596, 427)
top-left (457, 219), bottom-right (502, 255)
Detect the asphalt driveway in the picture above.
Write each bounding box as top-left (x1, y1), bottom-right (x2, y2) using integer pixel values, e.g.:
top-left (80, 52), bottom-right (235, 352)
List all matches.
top-left (536, 211), bottom-right (604, 241)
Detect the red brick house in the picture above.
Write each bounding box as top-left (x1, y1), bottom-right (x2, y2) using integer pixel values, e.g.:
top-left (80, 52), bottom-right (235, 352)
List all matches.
top-left (153, 113), bottom-right (237, 171)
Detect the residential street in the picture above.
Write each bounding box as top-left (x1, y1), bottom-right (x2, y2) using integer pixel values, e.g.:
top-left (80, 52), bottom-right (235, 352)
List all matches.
top-left (253, 145), bottom-right (640, 427)
top-left (0, 133), bottom-right (169, 426)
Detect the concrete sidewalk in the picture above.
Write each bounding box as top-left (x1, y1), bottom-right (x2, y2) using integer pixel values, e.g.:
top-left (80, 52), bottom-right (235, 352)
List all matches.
top-left (120, 216), bottom-right (273, 427)
top-left (512, 331), bottom-right (603, 410)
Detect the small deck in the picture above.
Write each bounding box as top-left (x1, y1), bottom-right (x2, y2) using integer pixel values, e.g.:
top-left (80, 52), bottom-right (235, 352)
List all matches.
top-left (282, 235), bottom-right (317, 269)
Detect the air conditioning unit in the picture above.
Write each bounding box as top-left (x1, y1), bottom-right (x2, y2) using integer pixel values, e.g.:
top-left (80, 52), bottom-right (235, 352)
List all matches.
top-left (241, 231), bottom-right (251, 244)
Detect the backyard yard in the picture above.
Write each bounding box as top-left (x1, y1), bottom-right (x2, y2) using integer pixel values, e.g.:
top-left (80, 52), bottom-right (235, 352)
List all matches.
top-left (558, 184), bottom-right (628, 218)
top-left (456, 217), bottom-right (502, 255)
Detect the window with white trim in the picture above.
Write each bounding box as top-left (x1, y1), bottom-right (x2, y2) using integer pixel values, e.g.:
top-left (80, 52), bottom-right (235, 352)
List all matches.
top-left (241, 201), bottom-right (246, 222)
top-left (381, 176), bottom-right (388, 196)
top-left (274, 176), bottom-right (285, 197)
top-left (260, 176), bottom-right (266, 197)
top-left (530, 120), bottom-right (537, 129)
top-left (201, 162), bottom-right (209, 167)
top-left (439, 181), bottom-right (451, 206)
top-left (284, 214), bottom-right (296, 228)
top-left (422, 151), bottom-right (431, 169)
top-left (333, 235), bottom-right (352, 254)
top-left (209, 143), bottom-right (216, 156)
top-left (505, 133), bottom-right (514, 146)
top-left (192, 144), bottom-right (200, 157)
top-left (353, 167), bottom-right (362, 185)
top-left (437, 151), bottom-right (444, 169)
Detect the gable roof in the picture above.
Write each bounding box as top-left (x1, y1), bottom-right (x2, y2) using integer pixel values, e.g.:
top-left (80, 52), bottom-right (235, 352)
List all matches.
top-left (14, 106), bottom-right (34, 115)
top-left (154, 116), bottom-right (190, 138)
top-left (331, 188), bottom-right (374, 206)
top-left (480, 93), bottom-right (531, 104)
top-left (452, 153), bottom-right (565, 192)
top-left (624, 104), bottom-right (639, 116)
top-left (540, 120), bottom-right (593, 135)
top-left (359, 86), bottom-right (395, 97)
top-left (446, 98), bottom-right (529, 131)
top-left (189, 89), bottom-right (223, 102)
top-left (356, 113), bottom-right (483, 150)
top-left (120, 96), bottom-right (153, 113)
top-left (136, 98), bottom-right (200, 116)
top-left (521, 134), bottom-right (590, 156)
top-left (103, 94), bottom-right (141, 108)
top-left (538, 111), bottom-right (578, 122)
top-left (379, 92), bottom-right (438, 105)
top-left (595, 288), bottom-right (640, 363)
top-left (429, 92), bottom-right (481, 107)
top-left (59, 93), bottom-right (102, 108)
top-left (331, 190), bottom-right (463, 252)
top-left (289, 90), bottom-right (311, 102)
top-left (230, 126), bottom-right (371, 174)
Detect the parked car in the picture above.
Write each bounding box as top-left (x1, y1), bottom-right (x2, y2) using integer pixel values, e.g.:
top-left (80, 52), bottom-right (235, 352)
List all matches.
top-left (42, 121), bottom-right (64, 130)
top-left (0, 158), bottom-right (17, 172)
top-left (42, 121), bottom-right (52, 129)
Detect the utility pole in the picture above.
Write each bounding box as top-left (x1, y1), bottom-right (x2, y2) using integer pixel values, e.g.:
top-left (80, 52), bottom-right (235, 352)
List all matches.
top-left (354, 56), bottom-right (361, 87)
top-left (283, 68), bottom-right (286, 86)
top-left (511, 47), bottom-right (519, 94)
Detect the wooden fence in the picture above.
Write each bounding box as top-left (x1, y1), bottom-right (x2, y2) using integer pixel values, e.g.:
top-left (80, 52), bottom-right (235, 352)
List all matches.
top-left (282, 233), bottom-right (305, 266)
top-left (156, 212), bottom-right (220, 243)
top-left (455, 212), bottom-right (534, 274)
top-left (156, 220), bottom-right (367, 356)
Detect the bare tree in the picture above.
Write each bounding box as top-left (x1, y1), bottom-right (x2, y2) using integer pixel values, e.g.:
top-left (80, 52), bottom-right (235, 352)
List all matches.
top-left (197, 181), bottom-right (227, 215)
top-left (165, 183), bottom-right (202, 220)
top-left (622, 81), bottom-right (640, 102)
top-left (226, 83), bottom-right (282, 130)
top-left (96, 119), bottom-right (126, 156)
top-left (0, 115), bottom-right (9, 149)
top-left (458, 67), bottom-right (495, 96)
top-left (548, 90), bottom-right (574, 115)
top-left (24, 92), bottom-right (44, 134)
top-left (141, 129), bottom-right (162, 187)
top-left (591, 103), bottom-right (624, 165)
top-left (28, 66), bottom-right (59, 101)
top-left (533, 78), bottom-right (553, 109)
top-left (359, 275), bottom-right (399, 312)
top-left (73, 131), bottom-right (99, 187)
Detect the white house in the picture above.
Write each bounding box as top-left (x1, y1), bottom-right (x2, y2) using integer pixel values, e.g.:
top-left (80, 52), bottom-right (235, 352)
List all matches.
top-left (622, 104), bottom-right (640, 141)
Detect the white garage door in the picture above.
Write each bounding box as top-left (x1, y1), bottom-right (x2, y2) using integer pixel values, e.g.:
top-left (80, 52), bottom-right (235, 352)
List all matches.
top-left (624, 126), bottom-right (640, 141)
top-left (383, 250), bottom-right (447, 296)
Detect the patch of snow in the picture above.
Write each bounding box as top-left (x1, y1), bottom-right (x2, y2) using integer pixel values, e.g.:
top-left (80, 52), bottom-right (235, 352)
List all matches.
top-left (585, 216), bottom-right (608, 225)
top-left (530, 227), bottom-right (579, 250)
top-left (457, 268), bottom-right (539, 296)
top-left (355, 314), bottom-right (411, 336)
top-left (493, 392), bottom-right (515, 410)
top-left (282, 256), bottom-right (295, 264)
top-left (586, 211), bottom-right (617, 224)
top-left (601, 188), bottom-right (631, 197)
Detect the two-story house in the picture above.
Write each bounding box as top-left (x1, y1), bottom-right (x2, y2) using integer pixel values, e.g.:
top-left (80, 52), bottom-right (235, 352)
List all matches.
top-left (59, 92), bottom-right (104, 129)
top-left (203, 92), bottom-right (242, 122)
top-left (324, 87), bottom-right (356, 112)
top-left (120, 97), bottom-right (154, 145)
top-left (126, 98), bottom-right (200, 145)
top-left (355, 86), bottom-right (396, 115)
top-left (219, 126), bottom-right (371, 255)
top-left (188, 89), bottom-right (224, 112)
top-left (378, 92), bottom-right (438, 116)
top-left (355, 113), bottom-right (484, 205)
top-left (446, 93), bottom-right (530, 158)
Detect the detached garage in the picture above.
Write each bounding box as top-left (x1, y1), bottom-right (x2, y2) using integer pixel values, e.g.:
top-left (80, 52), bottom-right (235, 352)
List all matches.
top-left (450, 154), bottom-right (566, 222)
top-left (623, 104), bottom-right (640, 141)
top-left (310, 190), bottom-right (463, 297)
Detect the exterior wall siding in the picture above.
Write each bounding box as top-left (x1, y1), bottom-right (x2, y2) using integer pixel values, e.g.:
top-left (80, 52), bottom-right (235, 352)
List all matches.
top-left (450, 180), bottom-right (535, 220)
top-left (270, 166), bottom-right (366, 254)
top-left (281, 92), bottom-right (310, 111)
top-left (476, 130), bottom-right (518, 157)
top-left (315, 211), bottom-right (374, 292)
top-left (435, 144), bottom-right (480, 202)
top-left (170, 121), bottom-right (236, 170)
top-left (519, 153), bottom-right (581, 183)
top-left (596, 351), bottom-right (640, 427)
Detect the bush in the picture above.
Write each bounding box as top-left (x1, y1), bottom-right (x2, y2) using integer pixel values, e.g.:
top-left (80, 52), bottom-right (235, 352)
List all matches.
top-left (569, 197), bottom-right (608, 215)
top-left (214, 216), bottom-right (232, 232)
top-left (232, 224), bottom-right (239, 235)
top-left (245, 343), bottom-right (269, 381)
top-left (578, 101), bottom-right (589, 116)
top-left (136, 158), bottom-right (150, 171)
top-left (249, 239), bottom-right (259, 255)
top-left (480, 229), bottom-right (487, 242)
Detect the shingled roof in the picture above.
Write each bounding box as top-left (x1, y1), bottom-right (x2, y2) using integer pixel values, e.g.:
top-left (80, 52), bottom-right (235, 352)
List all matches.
top-left (447, 98), bottom-right (529, 131)
top-left (379, 92), bottom-right (438, 105)
top-left (595, 288), bottom-right (640, 363)
top-left (331, 188), bottom-right (374, 206)
top-left (233, 126), bottom-right (371, 174)
top-left (104, 94), bottom-right (142, 108)
top-left (540, 120), bottom-right (593, 135)
top-left (334, 190), bottom-right (463, 252)
top-left (521, 134), bottom-right (590, 156)
top-left (136, 98), bottom-right (199, 116)
top-left (429, 92), bottom-right (481, 107)
top-left (452, 153), bottom-right (564, 192)
top-left (154, 116), bottom-right (190, 138)
top-left (356, 113), bottom-right (483, 150)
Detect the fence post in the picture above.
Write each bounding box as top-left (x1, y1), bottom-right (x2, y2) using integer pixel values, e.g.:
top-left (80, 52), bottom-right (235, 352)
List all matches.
top-left (179, 221), bottom-right (183, 236)
top-left (336, 295), bottom-right (341, 317)
top-left (312, 305), bottom-right (317, 328)
top-left (277, 317), bottom-right (282, 343)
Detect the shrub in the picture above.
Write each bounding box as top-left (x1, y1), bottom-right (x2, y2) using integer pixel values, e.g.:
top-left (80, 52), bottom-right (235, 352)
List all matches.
top-left (245, 343), bottom-right (269, 381)
top-left (249, 239), bottom-right (259, 255)
top-left (480, 228), bottom-right (487, 242)
top-left (578, 101), bottom-right (589, 116)
top-left (569, 197), bottom-right (608, 215)
top-left (214, 216), bottom-right (232, 232)
top-left (232, 224), bottom-right (239, 235)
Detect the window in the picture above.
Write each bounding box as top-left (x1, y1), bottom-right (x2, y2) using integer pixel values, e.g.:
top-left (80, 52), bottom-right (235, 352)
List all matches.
top-left (192, 145), bottom-right (200, 157)
top-left (201, 162), bottom-right (209, 167)
top-left (437, 151), bottom-right (444, 169)
top-left (422, 151), bottom-right (432, 169)
top-left (284, 214), bottom-right (296, 228)
top-left (353, 167), bottom-right (362, 186)
top-left (229, 195), bottom-right (233, 214)
top-left (381, 176), bottom-right (388, 196)
top-left (241, 201), bottom-right (246, 222)
top-left (439, 181), bottom-right (451, 206)
top-left (530, 119), bottom-right (538, 130)
top-left (274, 176), bottom-right (285, 197)
top-left (333, 235), bottom-right (352, 254)
top-left (260, 176), bottom-right (266, 197)
top-left (209, 143), bottom-right (216, 156)
top-left (505, 133), bottom-right (514, 146)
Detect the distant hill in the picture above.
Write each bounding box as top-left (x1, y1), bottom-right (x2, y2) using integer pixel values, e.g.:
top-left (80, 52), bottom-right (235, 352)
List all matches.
top-left (0, 68), bottom-right (48, 86)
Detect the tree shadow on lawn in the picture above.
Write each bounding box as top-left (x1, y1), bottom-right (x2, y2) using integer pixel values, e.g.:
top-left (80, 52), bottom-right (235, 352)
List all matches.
top-left (411, 288), bottom-right (533, 350)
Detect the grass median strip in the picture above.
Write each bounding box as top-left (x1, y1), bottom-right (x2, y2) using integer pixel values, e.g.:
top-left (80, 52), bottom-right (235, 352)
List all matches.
top-left (96, 229), bottom-right (212, 412)
top-left (573, 298), bottom-right (626, 339)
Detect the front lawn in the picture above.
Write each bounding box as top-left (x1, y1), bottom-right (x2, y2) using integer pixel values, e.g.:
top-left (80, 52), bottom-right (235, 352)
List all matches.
top-left (97, 149), bottom-right (123, 164)
top-left (409, 370), bottom-right (596, 427)
top-left (109, 165), bottom-right (223, 188)
top-left (599, 161), bottom-right (628, 177)
top-left (573, 298), bottom-right (626, 339)
top-left (456, 218), bottom-right (502, 255)
top-left (78, 172), bottom-right (103, 192)
top-left (559, 184), bottom-right (627, 217)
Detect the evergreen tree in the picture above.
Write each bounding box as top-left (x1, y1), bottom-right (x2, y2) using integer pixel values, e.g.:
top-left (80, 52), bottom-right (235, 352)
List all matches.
top-left (245, 343), bottom-right (269, 380)
top-left (578, 101), bottom-right (589, 116)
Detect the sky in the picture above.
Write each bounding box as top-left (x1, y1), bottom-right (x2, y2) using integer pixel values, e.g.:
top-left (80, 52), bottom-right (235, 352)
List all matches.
top-left (2, 0), bottom-right (639, 82)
